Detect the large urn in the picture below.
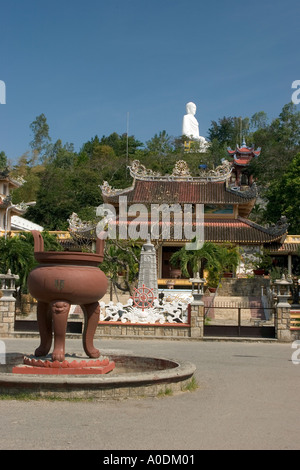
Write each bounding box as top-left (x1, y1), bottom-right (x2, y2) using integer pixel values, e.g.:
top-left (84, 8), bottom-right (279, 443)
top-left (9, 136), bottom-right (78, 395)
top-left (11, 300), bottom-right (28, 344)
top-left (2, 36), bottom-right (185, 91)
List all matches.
top-left (27, 231), bottom-right (108, 362)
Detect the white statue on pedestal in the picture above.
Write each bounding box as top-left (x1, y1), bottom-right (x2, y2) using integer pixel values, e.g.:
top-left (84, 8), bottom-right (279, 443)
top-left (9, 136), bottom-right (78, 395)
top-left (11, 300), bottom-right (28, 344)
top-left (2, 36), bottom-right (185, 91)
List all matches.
top-left (182, 102), bottom-right (209, 152)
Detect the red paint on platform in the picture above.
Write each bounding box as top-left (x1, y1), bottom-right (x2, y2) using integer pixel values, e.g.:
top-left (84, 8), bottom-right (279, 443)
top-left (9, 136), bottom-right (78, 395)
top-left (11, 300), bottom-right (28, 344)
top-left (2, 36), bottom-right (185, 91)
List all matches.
top-left (12, 362), bottom-right (115, 375)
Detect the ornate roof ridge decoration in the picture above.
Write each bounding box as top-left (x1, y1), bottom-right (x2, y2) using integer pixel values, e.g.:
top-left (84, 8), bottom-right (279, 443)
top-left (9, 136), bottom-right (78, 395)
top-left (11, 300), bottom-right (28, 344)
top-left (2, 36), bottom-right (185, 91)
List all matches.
top-left (239, 215), bottom-right (289, 238)
top-left (68, 212), bottom-right (97, 240)
top-left (226, 182), bottom-right (258, 199)
top-left (10, 175), bottom-right (26, 187)
top-left (0, 195), bottom-right (28, 213)
top-left (198, 159), bottom-right (232, 181)
top-left (129, 160), bottom-right (162, 180)
top-left (171, 160), bottom-right (191, 178)
top-left (100, 180), bottom-right (134, 197)
top-left (128, 159), bottom-right (232, 182)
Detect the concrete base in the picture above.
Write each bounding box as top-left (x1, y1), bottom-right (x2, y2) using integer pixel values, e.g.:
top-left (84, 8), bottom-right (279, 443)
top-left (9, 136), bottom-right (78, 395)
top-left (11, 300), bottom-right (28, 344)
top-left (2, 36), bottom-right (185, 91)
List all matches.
top-left (0, 351), bottom-right (196, 400)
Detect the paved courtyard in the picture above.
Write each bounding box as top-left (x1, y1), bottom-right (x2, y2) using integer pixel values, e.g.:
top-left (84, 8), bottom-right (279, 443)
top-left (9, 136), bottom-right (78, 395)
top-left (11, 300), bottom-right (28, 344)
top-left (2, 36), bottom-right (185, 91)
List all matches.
top-left (0, 337), bottom-right (299, 450)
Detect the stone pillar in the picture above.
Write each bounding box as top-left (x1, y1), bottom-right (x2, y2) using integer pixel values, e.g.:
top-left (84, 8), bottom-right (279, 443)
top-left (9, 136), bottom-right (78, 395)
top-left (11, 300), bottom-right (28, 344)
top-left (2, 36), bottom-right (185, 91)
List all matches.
top-left (190, 302), bottom-right (204, 338)
top-left (288, 255), bottom-right (292, 275)
top-left (274, 275), bottom-right (293, 342)
top-left (0, 270), bottom-right (19, 337)
top-left (0, 299), bottom-right (16, 336)
top-left (276, 305), bottom-right (292, 342)
top-left (138, 237), bottom-right (158, 299)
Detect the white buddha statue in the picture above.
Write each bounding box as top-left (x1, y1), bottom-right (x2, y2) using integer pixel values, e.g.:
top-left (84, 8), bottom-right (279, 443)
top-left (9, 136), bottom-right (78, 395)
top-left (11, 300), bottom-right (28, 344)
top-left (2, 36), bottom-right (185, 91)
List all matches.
top-left (182, 102), bottom-right (209, 151)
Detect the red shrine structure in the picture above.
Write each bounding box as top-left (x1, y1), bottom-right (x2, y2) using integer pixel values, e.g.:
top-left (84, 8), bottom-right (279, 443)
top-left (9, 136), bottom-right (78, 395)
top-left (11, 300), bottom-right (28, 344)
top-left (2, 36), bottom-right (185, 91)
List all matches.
top-left (227, 139), bottom-right (261, 188)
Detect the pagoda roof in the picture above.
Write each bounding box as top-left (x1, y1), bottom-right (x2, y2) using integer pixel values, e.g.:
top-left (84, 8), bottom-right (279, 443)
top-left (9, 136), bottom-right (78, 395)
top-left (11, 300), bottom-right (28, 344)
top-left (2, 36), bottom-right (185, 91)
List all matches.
top-left (0, 198), bottom-right (27, 215)
top-left (233, 157), bottom-right (252, 166)
top-left (68, 216), bottom-right (287, 246)
top-left (0, 170), bottom-right (25, 188)
top-left (102, 180), bottom-right (257, 205)
top-left (227, 139), bottom-right (261, 158)
top-left (101, 160), bottom-right (257, 206)
top-left (96, 216), bottom-right (288, 246)
top-left (267, 235), bottom-right (300, 254)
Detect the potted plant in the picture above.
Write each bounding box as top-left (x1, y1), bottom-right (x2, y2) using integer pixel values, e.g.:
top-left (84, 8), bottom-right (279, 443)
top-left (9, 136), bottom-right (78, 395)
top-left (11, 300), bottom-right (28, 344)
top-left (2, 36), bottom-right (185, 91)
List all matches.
top-left (218, 244), bottom-right (240, 278)
top-left (206, 268), bottom-right (220, 293)
top-left (170, 242), bottom-right (222, 279)
top-left (252, 251), bottom-right (272, 276)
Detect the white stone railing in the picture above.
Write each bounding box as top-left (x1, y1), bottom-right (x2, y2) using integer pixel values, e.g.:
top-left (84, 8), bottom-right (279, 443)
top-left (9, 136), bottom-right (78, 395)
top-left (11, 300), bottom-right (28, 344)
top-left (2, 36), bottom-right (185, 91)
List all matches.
top-left (99, 297), bottom-right (191, 324)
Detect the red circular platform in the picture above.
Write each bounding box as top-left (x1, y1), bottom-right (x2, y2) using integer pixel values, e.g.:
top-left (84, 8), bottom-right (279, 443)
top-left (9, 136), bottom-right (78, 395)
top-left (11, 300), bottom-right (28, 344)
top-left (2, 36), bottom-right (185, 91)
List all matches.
top-left (12, 355), bottom-right (115, 375)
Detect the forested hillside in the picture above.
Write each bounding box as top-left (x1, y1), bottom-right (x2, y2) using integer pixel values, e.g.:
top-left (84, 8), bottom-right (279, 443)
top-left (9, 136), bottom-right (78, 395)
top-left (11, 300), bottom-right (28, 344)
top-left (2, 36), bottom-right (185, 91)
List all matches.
top-left (1, 102), bottom-right (299, 233)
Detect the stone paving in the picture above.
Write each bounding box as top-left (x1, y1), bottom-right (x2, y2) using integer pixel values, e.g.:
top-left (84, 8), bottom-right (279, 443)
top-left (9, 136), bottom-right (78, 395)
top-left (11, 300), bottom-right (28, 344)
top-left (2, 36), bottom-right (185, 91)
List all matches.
top-left (0, 337), bottom-right (299, 450)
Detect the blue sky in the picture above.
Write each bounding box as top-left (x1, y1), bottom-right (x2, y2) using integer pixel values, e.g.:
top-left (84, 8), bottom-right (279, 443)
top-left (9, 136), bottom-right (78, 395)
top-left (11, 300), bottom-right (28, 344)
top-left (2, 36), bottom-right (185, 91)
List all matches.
top-left (1, 0), bottom-right (299, 162)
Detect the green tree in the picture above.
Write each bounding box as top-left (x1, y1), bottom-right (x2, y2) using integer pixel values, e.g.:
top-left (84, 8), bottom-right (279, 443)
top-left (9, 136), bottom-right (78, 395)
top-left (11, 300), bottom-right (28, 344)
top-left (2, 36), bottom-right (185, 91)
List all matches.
top-left (0, 235), bottom-right (35, 293)
top-left (170, 242), bottom-right (223, 278)
top-left (170, 242), bottom-right (240, 287)
top-left (145, 130), bottom-right (174, 157)
top-left (101, 132), bottom-right (143, 158)
top-left (208, 116), bottom-right (250, 148)
top-left (264, 153), bottom-right (300, 234)
top-left (25, 165), bottom-right (76, 230)
top-left (11, 153), bottom-right (44, 204)
top-left (29, 113), bottom-right (51, 162)
top-left (0, 232), bottom-right (60, 295)
top-left (272, 102), bottom-right (300, 150)
top-left (0, 151), bottom-right (8, 170)
top-left (45, 140), bottom-right (76, 168)
top-left (250, 111), bottom-right (268, 131)
top-left (101, 239), bottom-right (141, 298)
top-left (249, 103), bottom-right (300, 186)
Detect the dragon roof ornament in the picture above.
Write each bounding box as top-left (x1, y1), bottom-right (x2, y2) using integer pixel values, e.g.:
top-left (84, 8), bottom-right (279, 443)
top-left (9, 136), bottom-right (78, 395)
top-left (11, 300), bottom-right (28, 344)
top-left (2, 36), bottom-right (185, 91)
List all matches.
top-left (128, 159), bottom-right (232, 182)
top-left (100, 180), bottom-right (135, 198)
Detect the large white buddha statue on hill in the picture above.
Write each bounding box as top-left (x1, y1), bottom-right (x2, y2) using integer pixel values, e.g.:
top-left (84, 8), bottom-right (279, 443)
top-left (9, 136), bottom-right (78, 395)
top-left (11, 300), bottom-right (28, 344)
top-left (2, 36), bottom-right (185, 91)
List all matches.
top-left (182, 102), bottom-right (209, 151)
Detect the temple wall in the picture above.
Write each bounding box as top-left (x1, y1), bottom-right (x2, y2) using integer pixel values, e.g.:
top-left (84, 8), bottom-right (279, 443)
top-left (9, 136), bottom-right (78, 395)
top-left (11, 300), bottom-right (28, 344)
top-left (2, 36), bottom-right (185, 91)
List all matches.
top-left (97, 322), bottom-right (191, 338)
top-left (217, 277), bottom-right (270, 297)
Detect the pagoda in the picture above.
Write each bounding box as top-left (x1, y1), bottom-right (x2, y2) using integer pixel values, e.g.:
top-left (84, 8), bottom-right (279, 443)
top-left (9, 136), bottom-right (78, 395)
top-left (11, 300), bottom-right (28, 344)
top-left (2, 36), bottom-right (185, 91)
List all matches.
top-left (99, 157), bottom-right (288, 284)
top-left (227, 139), bottom-right (261, 187)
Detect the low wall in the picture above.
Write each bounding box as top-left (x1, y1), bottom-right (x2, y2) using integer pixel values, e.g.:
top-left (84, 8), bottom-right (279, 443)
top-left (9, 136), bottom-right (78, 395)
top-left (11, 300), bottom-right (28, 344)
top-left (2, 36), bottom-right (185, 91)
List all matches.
top-left (96, 303), bottom-right (202, 339)
top-left (97, 322), bottom-right (191, 338)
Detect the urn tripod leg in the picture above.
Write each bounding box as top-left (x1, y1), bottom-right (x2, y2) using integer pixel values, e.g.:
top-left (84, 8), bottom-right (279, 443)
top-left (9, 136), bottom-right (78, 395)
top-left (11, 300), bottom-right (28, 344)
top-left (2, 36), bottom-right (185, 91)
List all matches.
top-left (35, 301), bottom-right (52, 357)
top-left (82, 302), bottom-right (100, 358)
top-left (51, 300), bottom-right (71, 362)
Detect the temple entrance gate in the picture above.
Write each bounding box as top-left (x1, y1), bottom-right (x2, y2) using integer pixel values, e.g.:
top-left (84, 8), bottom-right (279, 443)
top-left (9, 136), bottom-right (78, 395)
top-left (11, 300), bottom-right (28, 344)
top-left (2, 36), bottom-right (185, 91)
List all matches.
top-left (203, 301), bottom-right (276, 338)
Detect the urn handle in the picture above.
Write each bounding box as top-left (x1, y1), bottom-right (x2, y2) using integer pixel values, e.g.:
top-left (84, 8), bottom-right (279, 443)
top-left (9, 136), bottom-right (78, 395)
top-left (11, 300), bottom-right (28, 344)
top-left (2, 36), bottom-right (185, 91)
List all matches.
top-left (31, 230), bottom-right (44, 253)
top-left (95, 237), bottom-right (105, 257)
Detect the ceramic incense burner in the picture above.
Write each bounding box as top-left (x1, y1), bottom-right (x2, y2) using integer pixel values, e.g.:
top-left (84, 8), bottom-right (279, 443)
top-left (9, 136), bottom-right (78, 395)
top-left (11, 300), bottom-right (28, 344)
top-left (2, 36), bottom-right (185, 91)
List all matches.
top-left (27, 231), bottom-right (108, 362)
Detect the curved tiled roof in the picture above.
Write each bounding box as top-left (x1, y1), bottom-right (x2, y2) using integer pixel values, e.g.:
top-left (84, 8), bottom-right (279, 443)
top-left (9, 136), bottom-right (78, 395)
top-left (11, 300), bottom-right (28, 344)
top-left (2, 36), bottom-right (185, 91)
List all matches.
top-left (227, 141), bottom-right (261, 159)
top-left (107, 216), bottom-right (287, 245)
top-left (103, 180), bottom-right (257, 205)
